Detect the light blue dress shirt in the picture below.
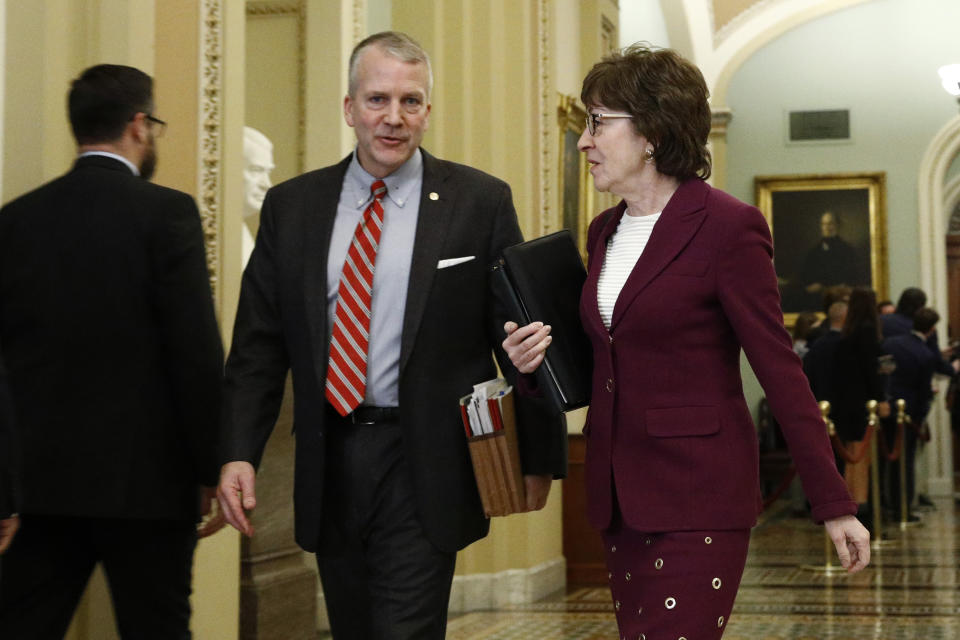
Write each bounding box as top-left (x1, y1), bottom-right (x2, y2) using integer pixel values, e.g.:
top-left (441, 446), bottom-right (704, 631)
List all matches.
top-left (326, 149), bottom-right (423, 407)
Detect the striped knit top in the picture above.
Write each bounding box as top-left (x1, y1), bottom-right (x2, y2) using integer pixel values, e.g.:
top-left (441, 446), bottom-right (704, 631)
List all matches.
top-left (597, 209), bottom-right (661, 328)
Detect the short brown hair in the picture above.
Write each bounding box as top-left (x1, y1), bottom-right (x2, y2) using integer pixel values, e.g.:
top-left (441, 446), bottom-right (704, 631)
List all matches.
top-left (913, 307), bottom-right (940, 334)
top-left (580, 43), bottom-right (711, 180)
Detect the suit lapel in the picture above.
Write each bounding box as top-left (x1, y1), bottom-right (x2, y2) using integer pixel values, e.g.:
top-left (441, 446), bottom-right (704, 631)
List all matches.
top-left (305, 155), bottom-right (352, 384)
top-left (610, 179), bottom-right (709, 329)
top-left (399, 150), bottom-right (453, 376)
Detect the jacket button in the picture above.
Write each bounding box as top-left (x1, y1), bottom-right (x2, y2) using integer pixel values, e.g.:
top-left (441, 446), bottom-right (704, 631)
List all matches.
top-left (608, 334), bottom-right (614, 344)
top-left (605, 378), bottom-right (614, 392)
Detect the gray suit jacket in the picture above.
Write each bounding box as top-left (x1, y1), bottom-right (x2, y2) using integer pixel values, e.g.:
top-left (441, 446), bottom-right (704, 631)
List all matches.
top-left (222, 150), bottom-right (566, 553)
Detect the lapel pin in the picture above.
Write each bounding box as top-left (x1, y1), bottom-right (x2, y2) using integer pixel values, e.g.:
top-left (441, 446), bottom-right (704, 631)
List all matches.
top-left (429, 192), bottom-right (439, 201)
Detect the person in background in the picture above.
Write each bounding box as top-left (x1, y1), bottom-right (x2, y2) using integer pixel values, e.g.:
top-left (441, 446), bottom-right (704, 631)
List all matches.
top-left (792, 311), bottom-right (820, 360)
top-left (804, 284), bottom-right (851, 346)
top-left (803, 297), bottom-right (848, 403)
top-left (877, 299), bottom-right (895, 316)
top-left (883, 287), bottom-right (955, 372)
top-left (882, 307), bottom-right (955, 520)
top-left (0, 64), bottom-right (224, 638)
top-left (827, 287), bottom-right (890, 523)
top-left (503, 43), bottom-right (869, 640)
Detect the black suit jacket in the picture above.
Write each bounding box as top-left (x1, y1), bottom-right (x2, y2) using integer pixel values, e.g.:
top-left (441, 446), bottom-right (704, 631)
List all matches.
top-left (0, 348), bottom-right (19, 519)
top-left (0, 155), bottom-right (223, 521)
top-left (222, 150), bottom-right (566, 553)
top-left (883, 333), bottom-right (937, 423)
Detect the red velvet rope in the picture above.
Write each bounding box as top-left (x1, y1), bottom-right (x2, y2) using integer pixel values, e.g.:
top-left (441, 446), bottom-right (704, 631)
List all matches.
top-left (829, 424), bottom-right (874, 464)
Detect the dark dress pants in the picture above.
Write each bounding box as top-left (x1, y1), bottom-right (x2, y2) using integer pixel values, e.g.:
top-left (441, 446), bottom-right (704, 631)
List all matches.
top-left (317, 412), bottom-right (457, 640)
top-left (0, 515), bottom-right (197, 639)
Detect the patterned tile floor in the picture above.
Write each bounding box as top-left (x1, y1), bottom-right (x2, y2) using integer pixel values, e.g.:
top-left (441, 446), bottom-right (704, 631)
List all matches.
top-left (444, 494), bottom-right (960, 639)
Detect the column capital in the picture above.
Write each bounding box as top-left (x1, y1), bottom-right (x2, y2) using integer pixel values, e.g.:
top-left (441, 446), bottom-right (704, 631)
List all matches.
top-left (710, 107), bottom-right (733, 137)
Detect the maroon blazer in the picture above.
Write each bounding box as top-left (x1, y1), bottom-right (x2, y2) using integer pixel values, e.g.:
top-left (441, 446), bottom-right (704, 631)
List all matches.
top-left (580, 178), bottom-right (856, 532)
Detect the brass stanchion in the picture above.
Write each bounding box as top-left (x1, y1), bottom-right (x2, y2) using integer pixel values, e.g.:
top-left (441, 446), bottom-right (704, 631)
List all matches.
top-left (896, 400), bottom-right (921, 530)
top-left (897, 399), bottom-right (909, 528)
top-left (802, 401), bottom-right (845, 573)
top-left (866, 400), bottom-right (898, 548)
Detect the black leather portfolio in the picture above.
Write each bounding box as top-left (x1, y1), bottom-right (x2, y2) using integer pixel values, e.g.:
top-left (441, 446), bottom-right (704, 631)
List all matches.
top-left (492, 230), bottom-right (592, 412)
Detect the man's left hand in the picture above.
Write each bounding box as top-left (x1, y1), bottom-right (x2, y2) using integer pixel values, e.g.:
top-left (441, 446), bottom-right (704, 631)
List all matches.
top-left (523, 474), bottom-right (552, 512)
top-left (197, 486), bottom-right (226, 538)
top-left (0, 515), bottom-right (19, 554)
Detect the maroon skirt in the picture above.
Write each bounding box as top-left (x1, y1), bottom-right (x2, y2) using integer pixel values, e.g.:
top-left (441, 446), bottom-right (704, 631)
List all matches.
top-left (602, 522), bottom-right (751, 639)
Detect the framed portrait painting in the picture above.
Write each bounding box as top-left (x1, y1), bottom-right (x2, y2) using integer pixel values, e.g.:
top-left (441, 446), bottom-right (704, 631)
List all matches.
top-left (755, 172), bottom-right (888, 326)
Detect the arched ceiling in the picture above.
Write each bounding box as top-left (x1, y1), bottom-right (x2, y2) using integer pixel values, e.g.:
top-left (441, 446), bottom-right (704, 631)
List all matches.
top-left (660, 0), bottom-right (872, 104)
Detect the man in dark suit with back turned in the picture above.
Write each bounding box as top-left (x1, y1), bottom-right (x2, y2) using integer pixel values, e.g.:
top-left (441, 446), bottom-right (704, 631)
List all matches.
top-left (882, 308), bottom-right (956, 519)
top-left (217, 31), bottom-right (566, 639)
top-left (0, 64), bottom-right (224, 639)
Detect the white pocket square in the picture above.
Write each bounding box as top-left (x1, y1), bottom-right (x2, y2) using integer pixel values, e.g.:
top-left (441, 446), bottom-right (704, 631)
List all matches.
top-left (437, 256), bottom-right (475, 269)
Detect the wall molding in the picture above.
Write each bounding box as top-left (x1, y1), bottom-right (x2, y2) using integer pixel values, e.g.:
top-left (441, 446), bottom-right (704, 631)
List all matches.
top-left (538, 0), bottom-right (553, 236)
top-left (449, 557), bottom-right (566, 613)
top-left (917, 113), bottom-right (960, 495)
top-left (199, 0), bottom-right (223, 296)
top-left (246, 0), bottom-right (307, 172)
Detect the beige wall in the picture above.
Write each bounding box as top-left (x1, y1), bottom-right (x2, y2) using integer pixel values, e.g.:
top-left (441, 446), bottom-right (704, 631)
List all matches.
top-left (392, 0), bottom-right (577, 579)
top-left (246, 7), bottom-right (302, 181)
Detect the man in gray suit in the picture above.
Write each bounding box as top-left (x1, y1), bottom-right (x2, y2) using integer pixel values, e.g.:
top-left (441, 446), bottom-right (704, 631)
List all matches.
top-left (217, 31), bottom-right (566, 639)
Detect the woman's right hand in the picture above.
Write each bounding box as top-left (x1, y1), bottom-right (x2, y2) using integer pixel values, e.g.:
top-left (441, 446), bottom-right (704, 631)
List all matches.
top-left (502, 321), bottom-right (552, 374)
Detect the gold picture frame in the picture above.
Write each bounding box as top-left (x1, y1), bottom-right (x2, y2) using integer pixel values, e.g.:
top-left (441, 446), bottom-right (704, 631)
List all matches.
top-left (557, 94), bottom-right (592, 260)
top-left (755, 172), bottom-right (888, 328)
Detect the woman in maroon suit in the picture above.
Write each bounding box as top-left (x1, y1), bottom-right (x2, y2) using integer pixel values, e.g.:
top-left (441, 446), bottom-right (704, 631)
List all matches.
top-left (504, 44), bottom-right (870, 639)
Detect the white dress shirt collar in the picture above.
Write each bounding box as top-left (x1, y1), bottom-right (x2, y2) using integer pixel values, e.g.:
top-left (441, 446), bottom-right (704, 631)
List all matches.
top-left (77, 151), bottom-right (141, 176)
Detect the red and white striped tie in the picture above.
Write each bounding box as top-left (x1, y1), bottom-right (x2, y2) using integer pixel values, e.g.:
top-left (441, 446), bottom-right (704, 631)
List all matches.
top-left (325, 179), bottom-right (387, 416)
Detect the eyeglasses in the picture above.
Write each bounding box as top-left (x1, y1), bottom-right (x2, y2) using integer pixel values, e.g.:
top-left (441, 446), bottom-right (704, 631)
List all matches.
top-left (585, 112), bottom-right (633, 136)
top-left (145, 114), bottom-right (167, 138)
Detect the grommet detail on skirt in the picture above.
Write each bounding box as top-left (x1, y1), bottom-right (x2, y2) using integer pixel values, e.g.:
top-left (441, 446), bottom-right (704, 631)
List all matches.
top-left (639, 635), bottom-right (646, 640)
top-left (655, 558), bottom-right (664, 570)
top-left (608, 572), bottom-right (613, 580)
top-left (645, 537), bottom-right (653, 545)
top-left (718, 616), bottom-right (725, 627)
top-left (611, 545), bottom-right (617, 553)
top-left (665, 597), bottom-right (677, 609)
top-left (679, 637), bottom-right (688, 640)
top-left (637, 607), bottom-right (643, 615)
top-left (625, 571), bottom-right (632, 581)
top-left (704, 536), bottom-right (713, 544)
top-left (615, 600), bottom-right (621, 611)
top-left (712, 577), bottom-right (722, 589)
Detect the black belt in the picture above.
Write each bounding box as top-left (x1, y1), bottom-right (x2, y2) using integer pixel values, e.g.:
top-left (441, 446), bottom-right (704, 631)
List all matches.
top-left (329, 405), bottom-right (401, 425)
